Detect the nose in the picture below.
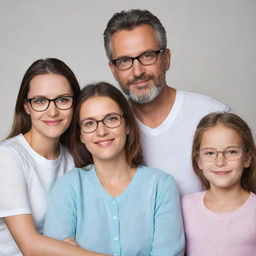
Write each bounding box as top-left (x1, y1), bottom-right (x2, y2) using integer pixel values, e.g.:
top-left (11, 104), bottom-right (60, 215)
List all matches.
top-left (47, 101), bottom-right (59, 117)
top-left (215, 152), bottom-right (226, 166)
top-left (131, 59), bottom-right (145, 77)
top-left (96, 121), bottom-right (109, 137)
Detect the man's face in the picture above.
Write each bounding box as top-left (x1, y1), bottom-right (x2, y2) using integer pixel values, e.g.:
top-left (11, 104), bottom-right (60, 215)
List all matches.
top-left (109, 24), bottom-right (170, 104)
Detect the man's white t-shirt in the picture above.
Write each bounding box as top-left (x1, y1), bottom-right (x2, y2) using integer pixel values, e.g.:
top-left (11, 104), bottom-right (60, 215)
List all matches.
top-left (138, 90), bottom-right (231, 196)
top-left (0, 134), bottom-right (74, 256)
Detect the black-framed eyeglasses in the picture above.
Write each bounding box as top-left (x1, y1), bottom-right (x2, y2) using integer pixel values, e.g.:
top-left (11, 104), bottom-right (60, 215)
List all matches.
top-left (198, 147), bottom-right (247, 162)
top-left (111, 49), bottom-right (166, 71)
top-left (80, 113), bottom-right (124, 133)
top-left (26, 96), bottom-right (74, 112)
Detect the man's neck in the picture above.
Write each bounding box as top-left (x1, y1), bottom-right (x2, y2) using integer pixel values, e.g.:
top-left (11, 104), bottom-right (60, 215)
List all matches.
top-left (131, 86), bottom-right (176, 128)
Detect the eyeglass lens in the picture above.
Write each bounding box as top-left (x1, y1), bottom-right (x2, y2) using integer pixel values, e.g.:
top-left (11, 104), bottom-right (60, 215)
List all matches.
top-left (113, 49), bottom-right (163, 70)
top-left (199, 147), bottom-right (245, 161)
top-left (28, 96), bottom-right (73, 111)
top-left (80, 113), bottom-right (122, 133)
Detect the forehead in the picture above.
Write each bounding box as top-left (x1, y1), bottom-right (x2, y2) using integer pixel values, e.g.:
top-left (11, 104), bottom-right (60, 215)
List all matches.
top-left (200, 124), bottom-right (243, 148)
top-left (80, 96), bottom-right (121, 119)
top-left (110, 24), bottom-right (160, 58)
top-left (28, 74), bottom-right (72, 97)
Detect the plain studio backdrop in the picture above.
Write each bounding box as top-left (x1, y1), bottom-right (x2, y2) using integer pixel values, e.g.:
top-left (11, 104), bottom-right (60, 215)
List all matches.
top-left (0, 0), bottom-right (255, 140)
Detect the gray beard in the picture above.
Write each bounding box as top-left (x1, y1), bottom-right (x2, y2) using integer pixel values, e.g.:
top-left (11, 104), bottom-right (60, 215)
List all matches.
top-left (128, 84), bottom-right (164, 104)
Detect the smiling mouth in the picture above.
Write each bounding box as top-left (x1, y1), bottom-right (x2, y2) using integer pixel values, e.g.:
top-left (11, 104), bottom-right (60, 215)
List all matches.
top-left (43, 120), bottom-right (62, 125)
top-left (212, 171), bottom-right (232, 176)
top-left (132, 79), bottom-right (149, 86)
top-left (95, 139), bottom-right (114, 146)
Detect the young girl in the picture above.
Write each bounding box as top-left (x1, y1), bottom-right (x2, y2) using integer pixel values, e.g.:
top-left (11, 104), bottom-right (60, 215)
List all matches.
top-left (0, 59), bottom-right (112, 256)
top-left (182, 112), bottom-right (256, 256)
top-left (43, 82), bottom-right (185, 256)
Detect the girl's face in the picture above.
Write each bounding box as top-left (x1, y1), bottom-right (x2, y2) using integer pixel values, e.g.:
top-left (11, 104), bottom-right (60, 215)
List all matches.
top-left (24, 74), bottom-right (74, 141)
top-left (197, 124), bottom-right (251, 190)
top-left (79, 96), bottom-right (129, 164)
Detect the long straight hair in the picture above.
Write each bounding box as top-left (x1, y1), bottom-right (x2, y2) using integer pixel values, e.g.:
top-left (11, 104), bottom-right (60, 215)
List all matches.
top-left (192, 112), bottom-right (256, 193)
top-left (6, 58), bottom-right (80, 145)
top-left (69, 82), bottom-right (145, 168)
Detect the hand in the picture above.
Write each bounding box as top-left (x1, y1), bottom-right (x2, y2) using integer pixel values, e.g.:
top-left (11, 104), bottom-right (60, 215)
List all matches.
top-left (64, 237), bottom-right (79, 247)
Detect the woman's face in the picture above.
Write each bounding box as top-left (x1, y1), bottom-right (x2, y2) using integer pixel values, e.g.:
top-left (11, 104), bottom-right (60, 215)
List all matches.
top-left (79, 96), bottom-right (129, 164)
top-left (24, 73), bottom-right (74, 141)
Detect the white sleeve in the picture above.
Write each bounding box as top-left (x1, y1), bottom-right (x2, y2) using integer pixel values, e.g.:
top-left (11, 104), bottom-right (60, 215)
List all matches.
top-left (0, 147), bottom-right (31, 217)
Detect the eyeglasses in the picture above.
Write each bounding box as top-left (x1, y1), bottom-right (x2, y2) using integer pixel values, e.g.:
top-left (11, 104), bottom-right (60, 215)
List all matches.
top-left (80, 113), bottom-right (124, 133)
top-left (26, 96), bottom-right (74, 112)
top-left (198, 147), bottom-right (247, 162)
top-left (111, 49), bottom-right (165, 71)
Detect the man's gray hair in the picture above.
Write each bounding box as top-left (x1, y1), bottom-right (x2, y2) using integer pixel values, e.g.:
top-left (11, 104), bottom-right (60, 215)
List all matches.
top-left (103, 9), bottom-right (167, 60)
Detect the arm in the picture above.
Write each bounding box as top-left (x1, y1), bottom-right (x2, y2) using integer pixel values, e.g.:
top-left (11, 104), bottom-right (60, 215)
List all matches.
top-left (151, 176), bottom-right (185, 256)
top-left (0, 146), bottom-right (110, 256)
top-left (4, 214), bottom-right (110, 256)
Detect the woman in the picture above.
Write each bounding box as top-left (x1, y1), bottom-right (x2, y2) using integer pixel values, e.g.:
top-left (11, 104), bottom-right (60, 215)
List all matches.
top-left (0, 59), bottom-right (108, 256)
top-left (44, 82), bottom-right (185, 256)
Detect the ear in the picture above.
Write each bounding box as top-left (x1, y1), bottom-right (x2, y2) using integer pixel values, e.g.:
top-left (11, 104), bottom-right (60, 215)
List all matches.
top-left (24, 101), bottom-right (31, 115)
top-left (164, 48), bottom-right (171, 71)
top-left (109, 61), bottom-right (118, 81)
top-left (244, 153), bottom-right (252, 168)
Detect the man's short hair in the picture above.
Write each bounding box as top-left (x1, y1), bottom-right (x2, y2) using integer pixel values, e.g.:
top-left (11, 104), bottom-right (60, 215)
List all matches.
top-left (103, 9), bottom-right (167, 60)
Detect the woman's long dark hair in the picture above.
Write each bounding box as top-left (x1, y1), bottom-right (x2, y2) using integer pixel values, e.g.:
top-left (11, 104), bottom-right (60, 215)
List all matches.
top-left (69, 82), bottom-right (144, 168)
top-left (6, 58), bottom-right (80, 145)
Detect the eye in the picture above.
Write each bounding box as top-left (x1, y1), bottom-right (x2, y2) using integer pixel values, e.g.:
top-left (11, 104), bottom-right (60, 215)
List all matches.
top-left (116, 57), bottom-right (131, 66)
top-left (82, 120), bottom-right (95, 127)
top-left (32, 98), bottom-right (47, 105)
top-left (106, 115), bottom-right (118, 122)
top-left (203, 150), bottom-right (216, 156)
top-left (104, 115), bottom-right (120, 126)
top-left (56, 96), bottom-right (72, 104)
top-left (225, 148), bottom-right (240, 155)
top-left (141, 51), bottom-right (155, 60)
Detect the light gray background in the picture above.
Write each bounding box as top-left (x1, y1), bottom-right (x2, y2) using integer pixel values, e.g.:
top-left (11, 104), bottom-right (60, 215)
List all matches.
top-left (0, 0), bottom-right (255, 140)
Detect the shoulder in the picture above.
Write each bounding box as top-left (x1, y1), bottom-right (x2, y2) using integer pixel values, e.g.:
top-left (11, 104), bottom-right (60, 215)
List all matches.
top-left (139, 165), bottom-right (176, 183)
top-left (0, 134), bottom-right (27, 161)
top-left (248, 192), bottom-right (256, 206)
top-left (179, 90), bottom-right (231, 111)
top-left (49, 166), bottom-right (95, 200)
top-left (181, 191), bottom-right (205, 208)
top-left (56, 166), bottom-right (92, 184)
top-left (138, 165), bottom-right (179, 194)
top-left (0, 134), bottom-right (23, 151)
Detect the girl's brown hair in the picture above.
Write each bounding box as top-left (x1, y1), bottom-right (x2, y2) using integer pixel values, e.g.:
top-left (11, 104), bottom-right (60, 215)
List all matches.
top-left (192, 112), bottom-right (256, 193)
top-left (68, 82), bottom-right (145, 168)
top-left (6, 58), bottom-right (80, 145)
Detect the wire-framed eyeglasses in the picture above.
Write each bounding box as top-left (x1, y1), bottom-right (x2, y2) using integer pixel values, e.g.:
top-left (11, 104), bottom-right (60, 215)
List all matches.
top-left (26, 96), bottom-right (74, 112)
top-left (111, 49), bottom-right (165, 71)
top-left (80, 113), bottom-right (124, 133)
top-left (198, 147), bottom-right (247, 162)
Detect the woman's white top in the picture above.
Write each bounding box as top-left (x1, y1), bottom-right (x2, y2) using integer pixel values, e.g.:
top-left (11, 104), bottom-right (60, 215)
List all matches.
top-left (0, 134), bottom-right (74, 256)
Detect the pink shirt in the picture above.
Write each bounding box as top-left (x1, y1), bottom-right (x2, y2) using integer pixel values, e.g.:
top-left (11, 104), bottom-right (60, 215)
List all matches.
top-left (182, 191), bottom-right (256, 256)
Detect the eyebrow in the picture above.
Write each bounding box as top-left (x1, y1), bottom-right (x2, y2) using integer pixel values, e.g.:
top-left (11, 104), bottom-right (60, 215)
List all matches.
top-left (200, 146), bottom-right (243, 150)
top-left (80, 112), bottom-right (120, 121)
top-left (27, 93), bottom-right (73, 98)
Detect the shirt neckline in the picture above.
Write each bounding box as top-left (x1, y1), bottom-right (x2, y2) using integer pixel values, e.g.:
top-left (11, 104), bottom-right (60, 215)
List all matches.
top-left (200, 190), bottom-right (253, 216)
top-left (17, 133), bottom-right (63, 165)
top-left (137, 90), bottom-right (183, 135)
top-left (90, 165), bottom-right (143, 201)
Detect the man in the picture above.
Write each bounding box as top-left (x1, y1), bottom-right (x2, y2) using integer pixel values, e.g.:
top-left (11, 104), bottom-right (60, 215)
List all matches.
top-left (103, 9), bottom-right (231, 195)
